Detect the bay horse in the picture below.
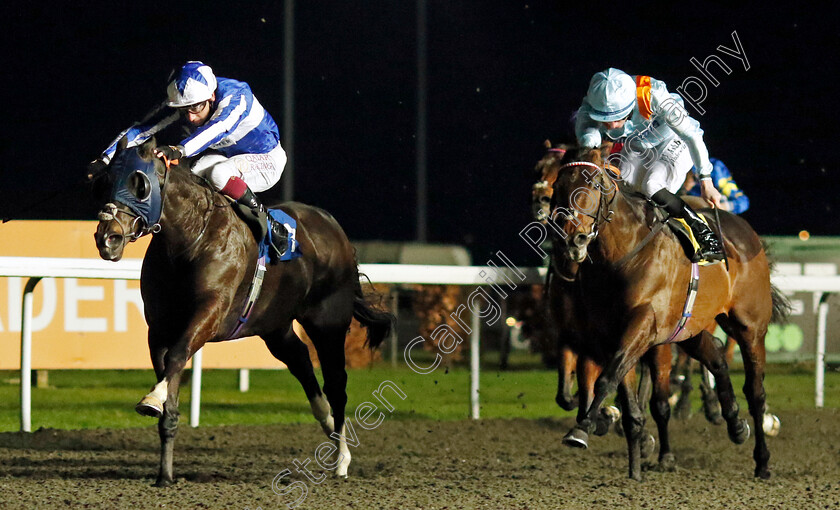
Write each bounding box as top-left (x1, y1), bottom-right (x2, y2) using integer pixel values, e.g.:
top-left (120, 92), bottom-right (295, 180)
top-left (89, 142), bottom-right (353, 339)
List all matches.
top-left (547, 143), bottom-right (788, 480)
top-left (536, 142), bottom-right (677, 453)
top-left (92, 138), bottom-right (393, 486)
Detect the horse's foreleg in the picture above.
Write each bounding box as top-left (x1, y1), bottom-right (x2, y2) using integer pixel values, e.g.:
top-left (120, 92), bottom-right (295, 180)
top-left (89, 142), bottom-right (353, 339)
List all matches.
top-left (144, 300), bottom-right (227, 487)
top-left (617, 373), bottom-right (645, 481)
top-left (563, 309), bottom-right (653, 450)
top-left (699, 364), bottom-right (724, 424)
top-left (646, 344), bottom-right (675, 471)
top-left (681, 330), bottom-right (750, 445)
top-left (555, 346), bottom-right (578, 411)
top-left (156, 370), bottom-right (183, 487)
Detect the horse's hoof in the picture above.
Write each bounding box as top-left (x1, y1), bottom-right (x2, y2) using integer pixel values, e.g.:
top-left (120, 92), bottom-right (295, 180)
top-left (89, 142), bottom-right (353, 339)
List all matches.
top-left (335, 452), bottom-right (351, 478)
top-left (762, 413), bottom-right (781, 437)
top-left (153, 477), bottom-right (176, 488)
top-left (640, 433), bottom-right (656, 459)
top-left (703, 400), bottom-right (724, 425)
top-left (555, 395), bottom-right (577, 412)
top-left (673, 395), bottom-right (692, 420)
top-left (136, 396), bottom-right (163, 418)
top-left (562, 428), bottom-right (589, 449)
top-left (658, 452), bottom-right (676, 472)
top-left (594, 406), bottom-right (620, 436)
top-left (728, 418), bottom-right (750, 444)
top-left (755, 466), bottom-right (771, 480)
top-left (613, 418), bottom-right (625, 437)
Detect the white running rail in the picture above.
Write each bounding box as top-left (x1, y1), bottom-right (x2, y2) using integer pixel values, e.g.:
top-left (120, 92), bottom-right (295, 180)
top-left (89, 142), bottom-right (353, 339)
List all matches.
top-left (1, 256), bottom-right (836, 431)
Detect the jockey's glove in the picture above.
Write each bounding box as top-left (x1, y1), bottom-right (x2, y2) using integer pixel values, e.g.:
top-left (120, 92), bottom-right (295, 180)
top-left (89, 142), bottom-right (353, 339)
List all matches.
top-left (86, 158), bottom-right (108, 181)
top-left (154, 145), bottom-right (184, 161)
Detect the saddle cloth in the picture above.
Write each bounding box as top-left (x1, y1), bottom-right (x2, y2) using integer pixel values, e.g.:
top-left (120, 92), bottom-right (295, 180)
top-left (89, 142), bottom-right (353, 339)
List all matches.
top-left (259, 209), bottom-right (302, 263)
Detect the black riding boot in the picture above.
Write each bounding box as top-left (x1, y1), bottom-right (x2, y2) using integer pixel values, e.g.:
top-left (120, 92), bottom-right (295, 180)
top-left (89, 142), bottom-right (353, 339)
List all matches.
top-left (651, 189), bottom-right (724, 264)
top-left (232, 188), bottom-right (288, 258)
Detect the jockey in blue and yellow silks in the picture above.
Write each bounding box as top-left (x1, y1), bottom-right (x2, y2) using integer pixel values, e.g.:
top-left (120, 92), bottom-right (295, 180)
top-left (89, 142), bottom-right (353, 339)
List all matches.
top-left (684, 158), bottom-right (750, 215)
top-left (89, 61), bottom-right (287, 256)
top-left (575, 68), bottom-right (725, 265)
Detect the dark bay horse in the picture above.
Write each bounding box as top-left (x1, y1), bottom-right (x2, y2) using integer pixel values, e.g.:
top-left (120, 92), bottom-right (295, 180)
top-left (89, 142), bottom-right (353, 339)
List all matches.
top-left (547, 144), bottom-right (788, 480)
top-left (93, 138), bottom-right (393, 485)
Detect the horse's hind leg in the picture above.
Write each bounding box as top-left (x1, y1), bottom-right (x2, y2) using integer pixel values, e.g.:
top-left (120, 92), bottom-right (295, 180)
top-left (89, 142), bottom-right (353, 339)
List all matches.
top-left (300, 290), bottom-right (354, 478)
top-left (680, 330), bottom-right (750, 445)
top-left (721, 313), bottom-right (771, 479)
top-left (645, 344), bottom-right (675, 471)
top-left (262, 323), bottom-right (334, 435)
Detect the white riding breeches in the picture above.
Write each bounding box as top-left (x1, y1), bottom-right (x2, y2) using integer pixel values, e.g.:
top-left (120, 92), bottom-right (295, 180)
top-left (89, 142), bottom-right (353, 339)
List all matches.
top-left (190, 143), bottom-right (287, 193)
top-left (616, 138), bottom-right (694, 197)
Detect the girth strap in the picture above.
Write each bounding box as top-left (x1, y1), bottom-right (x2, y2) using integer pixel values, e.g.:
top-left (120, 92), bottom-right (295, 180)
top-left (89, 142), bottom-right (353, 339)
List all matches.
top-left (226, 254), bottom-right (268, 339)
top-left (664, 262), bottom-right (700, 344)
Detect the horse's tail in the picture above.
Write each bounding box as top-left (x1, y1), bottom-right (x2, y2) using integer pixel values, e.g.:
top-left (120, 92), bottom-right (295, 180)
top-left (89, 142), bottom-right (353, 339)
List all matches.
top-left (770, 284), bottom-right (791, 324)
top-left (353, 273), bottom-right (395, 349)
top-left (763, 240), bottom-right (792, 324)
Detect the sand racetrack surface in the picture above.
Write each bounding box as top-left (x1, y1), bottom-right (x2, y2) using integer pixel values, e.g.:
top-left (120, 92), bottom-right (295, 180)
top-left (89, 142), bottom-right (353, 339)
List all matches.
top-left (1, 409), bottom-right (839, 509)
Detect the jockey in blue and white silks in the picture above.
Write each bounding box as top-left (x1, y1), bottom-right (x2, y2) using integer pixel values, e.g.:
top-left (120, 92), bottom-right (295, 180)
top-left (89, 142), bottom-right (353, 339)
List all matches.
top-left (94, 61), bottom-right (288, 256)
top-left (574, 68), bottom-right (725, 265)
top-left (686, 158), bottom-right (750, 215)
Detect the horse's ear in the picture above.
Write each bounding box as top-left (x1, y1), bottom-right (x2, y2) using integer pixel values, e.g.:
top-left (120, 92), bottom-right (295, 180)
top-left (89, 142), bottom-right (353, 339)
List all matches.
top-left (543, 139), bottom-right (552, 149)
top-left (138, 137), bottom-right (157, 159)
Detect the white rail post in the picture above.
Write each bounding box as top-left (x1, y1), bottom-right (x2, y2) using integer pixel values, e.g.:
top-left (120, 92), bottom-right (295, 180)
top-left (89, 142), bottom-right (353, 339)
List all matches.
top-left (470, 308), bottom-right (480, 420)
top-left (239, 368), bottom-right (250, 392)
top-left (20, 277), bottom-right (42, 432)
top-left (190, 348), bottom-right (203, 427)
top-left (815, 293), bottom-right (829, 408)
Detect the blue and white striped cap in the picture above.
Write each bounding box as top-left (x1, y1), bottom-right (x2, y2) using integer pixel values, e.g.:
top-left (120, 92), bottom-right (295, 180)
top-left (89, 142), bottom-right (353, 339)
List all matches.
top-left (166, 61), bottom-right (217, 107)
top-left (586, 68), bottom-right (636, 122)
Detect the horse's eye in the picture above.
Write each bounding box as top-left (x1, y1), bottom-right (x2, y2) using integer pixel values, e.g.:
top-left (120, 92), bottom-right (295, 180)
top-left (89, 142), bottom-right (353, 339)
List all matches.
top-left (127, 171), bottom-right (152, 201)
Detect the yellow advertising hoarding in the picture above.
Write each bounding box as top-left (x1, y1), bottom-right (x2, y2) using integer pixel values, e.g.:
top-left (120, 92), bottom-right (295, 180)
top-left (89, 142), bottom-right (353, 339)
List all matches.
top-left (0, 221), bottom-right (284, 370)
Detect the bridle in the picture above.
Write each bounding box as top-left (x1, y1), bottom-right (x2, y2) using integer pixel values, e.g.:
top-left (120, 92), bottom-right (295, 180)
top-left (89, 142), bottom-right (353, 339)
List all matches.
top-left (552, 161), bottom-right (617, 243)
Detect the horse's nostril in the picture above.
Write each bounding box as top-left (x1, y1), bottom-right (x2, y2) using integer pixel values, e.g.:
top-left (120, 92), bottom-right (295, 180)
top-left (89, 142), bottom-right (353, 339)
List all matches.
top-left (573, 233), bottom-right (588, 247)
top-left (106, 234), bottom-right (124, 248)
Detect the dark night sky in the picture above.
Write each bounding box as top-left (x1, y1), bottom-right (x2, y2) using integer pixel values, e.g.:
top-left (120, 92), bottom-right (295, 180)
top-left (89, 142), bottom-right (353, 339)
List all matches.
top-left (2, 2), bottom-right (837, 265)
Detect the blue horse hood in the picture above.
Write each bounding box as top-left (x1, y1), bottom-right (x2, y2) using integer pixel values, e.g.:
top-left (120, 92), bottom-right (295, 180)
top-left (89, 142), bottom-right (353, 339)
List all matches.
top-left (108, 148), bottom-right (163, 226)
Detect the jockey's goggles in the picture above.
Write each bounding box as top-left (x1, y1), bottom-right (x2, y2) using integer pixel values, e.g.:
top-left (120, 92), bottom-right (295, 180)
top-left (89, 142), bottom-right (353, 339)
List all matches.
top-left (177, 101), bottom-right (208, 114)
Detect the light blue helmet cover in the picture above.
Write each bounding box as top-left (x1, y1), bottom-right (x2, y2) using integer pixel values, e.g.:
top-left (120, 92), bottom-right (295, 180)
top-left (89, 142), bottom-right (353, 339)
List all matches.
top-left (109, 147), bottom-right (163, 226)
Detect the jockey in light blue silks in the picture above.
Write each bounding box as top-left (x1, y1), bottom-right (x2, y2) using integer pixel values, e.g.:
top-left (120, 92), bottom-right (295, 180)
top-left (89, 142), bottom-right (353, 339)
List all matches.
top-left (91, 61), bottom-right (287, 255)
top-left (575, 68), bottom-right (725, 265)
